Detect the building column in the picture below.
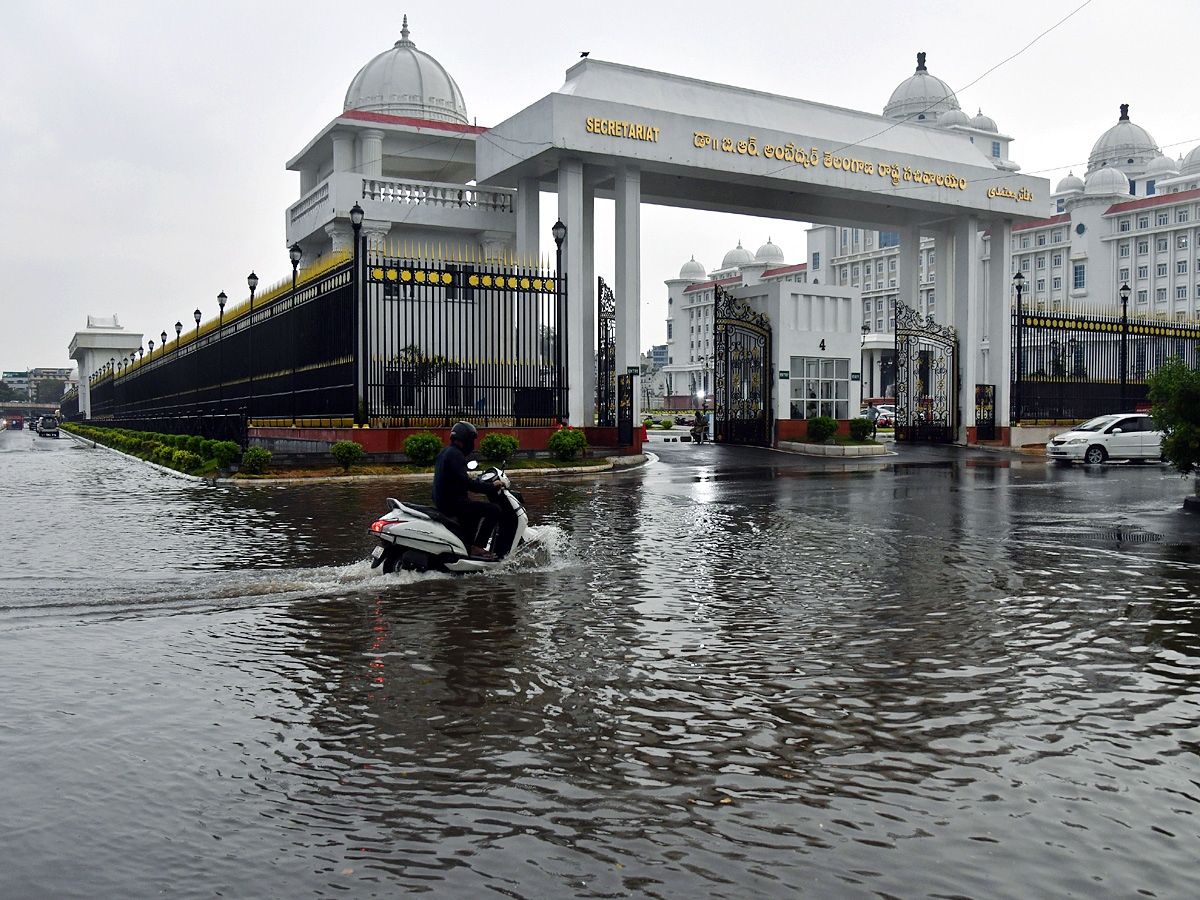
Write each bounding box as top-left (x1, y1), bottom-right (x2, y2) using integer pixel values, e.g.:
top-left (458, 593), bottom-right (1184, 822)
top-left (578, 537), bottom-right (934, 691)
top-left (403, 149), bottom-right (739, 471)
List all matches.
top-left (952, 217), bottom-right (981, 443)
top-left (987, 219), bottom-right (1014, 431)
top-left (515, 177), bottom-right (540, 263)
top-left (360, 129), bottom-right (384, 179)
top-left (331, 131), bottom-right (355, 174)
top-left (557, 159), bottom-right (589, 425)
top-left (614, 164), bottom-right (642, 424)
top-left (325, 222), bottom-right (352, 256)
top-left (897, 225), bottom-right (921, 315)
top-left (580, 173), bottom-right (597, 423)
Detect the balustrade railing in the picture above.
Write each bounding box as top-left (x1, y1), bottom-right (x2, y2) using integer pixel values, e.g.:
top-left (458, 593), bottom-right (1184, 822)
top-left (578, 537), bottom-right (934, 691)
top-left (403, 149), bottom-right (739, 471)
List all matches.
top-left (362, 178), bottom-right (514, 212)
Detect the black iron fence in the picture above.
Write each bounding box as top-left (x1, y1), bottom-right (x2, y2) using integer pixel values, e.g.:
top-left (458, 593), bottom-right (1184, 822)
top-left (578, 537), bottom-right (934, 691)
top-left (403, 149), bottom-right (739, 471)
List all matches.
top-left (1012, 308), bottom-right (1200, 422)
top-left (79, 258), bottom-right (355, 440)
top-left (364, 251), bottom-right (566, 427)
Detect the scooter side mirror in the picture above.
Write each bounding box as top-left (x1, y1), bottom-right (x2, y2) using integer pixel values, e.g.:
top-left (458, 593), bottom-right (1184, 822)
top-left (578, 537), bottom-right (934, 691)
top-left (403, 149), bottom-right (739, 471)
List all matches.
top-left (467, 460), bottom-right (479, 471)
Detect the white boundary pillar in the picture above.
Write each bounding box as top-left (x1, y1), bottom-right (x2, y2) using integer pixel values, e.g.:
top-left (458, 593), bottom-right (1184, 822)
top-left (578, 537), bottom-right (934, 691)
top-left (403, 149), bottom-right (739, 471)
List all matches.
top-left (987, 219), bottom-right (1014, 431)
top-left (516, 177), bottom-right (540, 262)
top-left (614, 164), bottom-right (642, 423)
top-left (952, 216), bottom-right (981, 443)
top-left (557, 159), bottom-right (590, 426)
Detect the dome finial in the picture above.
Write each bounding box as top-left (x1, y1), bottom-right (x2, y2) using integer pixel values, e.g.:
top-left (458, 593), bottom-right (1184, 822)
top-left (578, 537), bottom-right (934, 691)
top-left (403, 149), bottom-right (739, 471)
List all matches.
top-left (396, 14), bottom-right (414, 48)
top-left (1120, 103), bottom-right (1129, 121)
top-left (916, 51), bottom-right (927, 72)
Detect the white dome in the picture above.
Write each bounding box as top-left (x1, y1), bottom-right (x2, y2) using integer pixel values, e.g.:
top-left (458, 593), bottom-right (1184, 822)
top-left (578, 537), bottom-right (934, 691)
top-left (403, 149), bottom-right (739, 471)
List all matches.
top-left (970, 108), bottom-right (998, 133)
top-left (679, 256), bottom-right (707, 281)
top-left (1145, 154), bottom-right (1180, 178)
top-left (343, 17), bottom-right (469, 125)
top-left (883, 52), bottom-right (961, 122)
top-left (938, 108), bottom-right (971, 128)
top-left (721, 240), bottom-right (755, 269)
top-left (1088, 104), bottom-right (1158, 173)
top-left (1055, 171), bottom-right (1085, 193)
top-left (1179, 145), bottom-right (1200, 176)
top-left (754, 238), bottom-right (785, 266)
top-left (1084, 167), bottom-right (1131, 196)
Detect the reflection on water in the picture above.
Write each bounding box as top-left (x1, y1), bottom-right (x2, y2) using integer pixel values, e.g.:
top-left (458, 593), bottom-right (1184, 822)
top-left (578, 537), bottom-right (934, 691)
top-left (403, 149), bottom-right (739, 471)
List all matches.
top-left (2, 433), bottom-right (1200, 899)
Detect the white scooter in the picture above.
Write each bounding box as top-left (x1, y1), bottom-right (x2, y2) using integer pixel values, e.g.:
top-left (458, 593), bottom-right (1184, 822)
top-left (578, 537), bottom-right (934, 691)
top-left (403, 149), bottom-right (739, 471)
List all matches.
top-left (368, 462), bottom-right (532, 575)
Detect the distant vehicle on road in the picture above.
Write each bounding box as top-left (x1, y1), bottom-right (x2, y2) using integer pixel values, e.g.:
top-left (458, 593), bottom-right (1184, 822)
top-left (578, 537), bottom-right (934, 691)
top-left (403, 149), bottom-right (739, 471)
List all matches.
top-left (6, 416), bottom-right (23, 430)
top-left (36, 415), bottom-right (59, 438)
top-left (1045, 413), bottom-right (1163, 464)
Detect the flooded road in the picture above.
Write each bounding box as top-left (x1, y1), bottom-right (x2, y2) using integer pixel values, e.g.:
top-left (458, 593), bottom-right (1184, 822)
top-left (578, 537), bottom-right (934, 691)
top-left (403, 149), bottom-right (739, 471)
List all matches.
top-left (2, 426), bottom-right (1199, 899)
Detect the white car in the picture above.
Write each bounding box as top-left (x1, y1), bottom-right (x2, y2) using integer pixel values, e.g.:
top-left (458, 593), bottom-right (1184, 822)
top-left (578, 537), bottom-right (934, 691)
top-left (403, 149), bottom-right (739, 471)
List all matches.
top-left (1045, 413), bottom-right (1163, 464)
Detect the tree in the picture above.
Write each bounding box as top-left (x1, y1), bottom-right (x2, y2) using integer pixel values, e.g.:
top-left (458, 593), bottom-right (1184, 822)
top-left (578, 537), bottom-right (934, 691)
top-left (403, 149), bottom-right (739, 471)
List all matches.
top-left (35, 379), bottom-right (65, 403)
top-left (1147, 357), bottom-right (1200, 475)
top-left (0, 381), bottom-right (23, 402)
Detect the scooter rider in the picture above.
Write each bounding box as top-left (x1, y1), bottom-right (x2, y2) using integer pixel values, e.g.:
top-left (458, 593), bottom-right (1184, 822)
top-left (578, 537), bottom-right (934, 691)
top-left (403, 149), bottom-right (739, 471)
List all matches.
top-left (432, 422), bottom-right (501, 559)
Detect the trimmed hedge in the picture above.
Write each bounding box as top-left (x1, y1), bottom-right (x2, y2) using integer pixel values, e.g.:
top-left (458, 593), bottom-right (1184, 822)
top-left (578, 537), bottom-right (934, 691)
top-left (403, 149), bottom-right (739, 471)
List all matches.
top-left (403, 431), bottom-right (443, 466)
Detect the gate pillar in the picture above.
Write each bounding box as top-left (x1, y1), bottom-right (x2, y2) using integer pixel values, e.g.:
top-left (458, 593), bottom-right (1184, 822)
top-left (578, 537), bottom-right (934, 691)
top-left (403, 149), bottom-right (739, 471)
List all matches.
top-left (614, 164), bottom-right (642, 424)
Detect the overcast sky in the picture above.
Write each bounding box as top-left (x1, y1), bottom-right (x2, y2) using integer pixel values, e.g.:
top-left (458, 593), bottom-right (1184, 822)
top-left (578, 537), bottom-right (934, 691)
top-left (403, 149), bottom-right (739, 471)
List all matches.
top-left (3, 0), bottom-right (1197, 374)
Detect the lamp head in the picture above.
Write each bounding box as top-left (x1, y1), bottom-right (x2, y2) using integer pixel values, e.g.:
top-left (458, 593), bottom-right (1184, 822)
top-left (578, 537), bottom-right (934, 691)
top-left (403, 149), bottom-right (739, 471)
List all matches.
top-left (217, 291), bottom-right (227, 311)
top-left (289, 243), bottom-right (303, 266)
top-left (194, 309), bottom-right (202, 326)
top-left (551, 219), bottom-right (567, 246)
top-left (350, 203), bottom-right (364, 230)
top-left (161, 331), bottom-right (168, 345)
top-left (1120, 282), bottom-right (1131, 303)
top-left (175, 322), bottom-right (182, 337)
top-left (1012, 270), bottom-right (1025, 291)
top-left (247, 271), bottom-right (259, 293)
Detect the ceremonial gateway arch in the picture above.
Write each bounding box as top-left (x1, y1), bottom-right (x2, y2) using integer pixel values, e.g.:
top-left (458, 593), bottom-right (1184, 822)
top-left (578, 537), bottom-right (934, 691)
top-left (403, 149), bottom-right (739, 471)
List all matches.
top-left (477, 57), bottom-right (1049, 444)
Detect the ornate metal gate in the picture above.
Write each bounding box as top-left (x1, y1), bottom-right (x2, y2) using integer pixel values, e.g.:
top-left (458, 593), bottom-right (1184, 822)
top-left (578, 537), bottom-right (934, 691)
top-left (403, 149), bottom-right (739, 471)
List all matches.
top-left (713, 283), bottom-right (773, 445)
top-left (597, 277), bottom-right (617, 427)
top-left (975, 384), bottom-right (996, 441)
top-left (895, 301), bottom-right (957, 443)
top-left (617, 373), bottom-right (634, 445)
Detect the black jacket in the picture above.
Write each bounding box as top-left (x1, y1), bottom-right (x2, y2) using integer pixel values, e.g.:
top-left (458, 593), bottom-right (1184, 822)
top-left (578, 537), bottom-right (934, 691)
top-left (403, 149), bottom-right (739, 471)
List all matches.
top-left (432, 443), bottom-right (483, 511)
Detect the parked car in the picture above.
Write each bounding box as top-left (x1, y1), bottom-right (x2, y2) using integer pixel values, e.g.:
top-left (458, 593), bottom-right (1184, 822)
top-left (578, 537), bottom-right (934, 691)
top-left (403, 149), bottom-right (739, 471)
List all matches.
top-left (1045, 413), bottom-right (1163, 464)
top-left (36, 415), bottom-right (59, 438)
top-left (859, 405), bottom-right (895, 428)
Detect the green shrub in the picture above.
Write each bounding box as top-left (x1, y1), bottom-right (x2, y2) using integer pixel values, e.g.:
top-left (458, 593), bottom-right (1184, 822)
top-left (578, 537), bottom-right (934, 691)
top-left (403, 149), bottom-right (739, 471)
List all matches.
top-left (806, 416), bottom-right (839, 442)
top-left (404, 431), bottom-right (443, 466)
top-left (172, 449), bottom-right (203, 471)
top-left (153, 445), bottom-right (175, 463)
top-left (240, 446), bottom-right (272, 475)
top-left (213, 441), bottom-right (241, 468)
top-left (186, 435), bottom-right (204, 455)
top-left (480, 432), bottom-right (519, 462)
top-left (848, 418), bottom-right (875, 441)
top-left (659, 419), bottom-right (674, 429)
top-left (199, 439), bottom-right (215, 459)
top-left (331, 440), bottom-right (365, 471)
top-left (547, 426), bottom-right (588, 461)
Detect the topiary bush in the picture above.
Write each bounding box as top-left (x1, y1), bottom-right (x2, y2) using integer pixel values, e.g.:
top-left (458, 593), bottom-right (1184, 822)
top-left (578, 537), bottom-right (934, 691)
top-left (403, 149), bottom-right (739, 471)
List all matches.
top-left (659, 419), bottom-right (674, 429)
top-left (186, 435), bottom-right (204, 455)
top-left (331, 440), bottom-right (365, 471)
top-left (848, 418), bottom-right (875, 441)
top-left (172, 449), bottom-right (203, 471)
top-left (213, 441), bottom-right (240, 469)
top-left (240, 446), bottom-right (272, 475)
top-left (199, 439), bottom-right (215, 460)
top-left (806, 416), bottom-right (839, 442)
top-left (547, 426), bottom-right (588, 461)
top-left (480, 432), bottom-right (519, 462)
top-left (404, 431), bottom-right (443, 466)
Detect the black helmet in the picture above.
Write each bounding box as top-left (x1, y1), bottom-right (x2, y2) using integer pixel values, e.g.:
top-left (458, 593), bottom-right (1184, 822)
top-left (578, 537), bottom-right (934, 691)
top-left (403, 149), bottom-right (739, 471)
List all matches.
top-left (450, 421), bottom-right (477, 452)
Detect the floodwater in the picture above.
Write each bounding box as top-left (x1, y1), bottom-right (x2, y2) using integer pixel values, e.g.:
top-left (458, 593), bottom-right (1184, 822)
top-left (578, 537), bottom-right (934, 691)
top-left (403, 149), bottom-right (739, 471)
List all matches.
top-left (2, 426), bottom-right (1199, 899)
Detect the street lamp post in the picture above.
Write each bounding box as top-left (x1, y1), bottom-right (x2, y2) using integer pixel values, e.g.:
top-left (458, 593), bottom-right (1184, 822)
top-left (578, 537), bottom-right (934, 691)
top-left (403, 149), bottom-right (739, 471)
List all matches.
top-left (861, 320), bottom-right (870, 409)
top-left (246, 271), bottom-right (259, 417)
top-left (161, 331), bottom-right (168, 355)
top-left (175, 321), bottom-right (182, 350)
top-left (289, 243), bottom-right (302, 426)
top-left (350, 203), bottom-right (366, 424)
top-left (217, 291), bottom-right (227, 416)
top-left (552, 220), bottom-right (567, 423)
top-left (1119, 282), bottom-right (1131, 410)
top-left (1012, 271), bottom-right (1025, 423)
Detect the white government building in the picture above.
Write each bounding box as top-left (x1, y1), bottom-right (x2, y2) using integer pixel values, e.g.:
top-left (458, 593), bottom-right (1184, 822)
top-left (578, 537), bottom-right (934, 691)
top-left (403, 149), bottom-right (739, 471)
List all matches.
top-left (665, 56), bottom-right (1200, 408)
